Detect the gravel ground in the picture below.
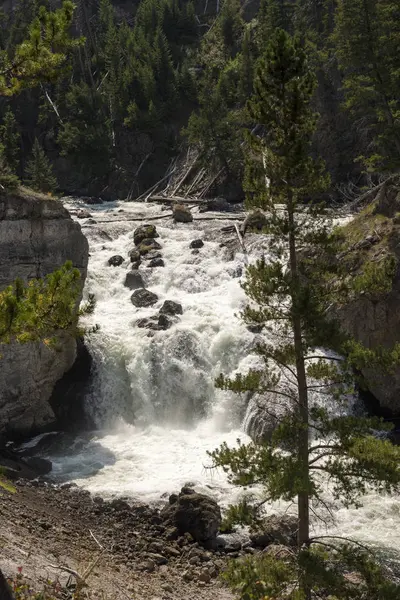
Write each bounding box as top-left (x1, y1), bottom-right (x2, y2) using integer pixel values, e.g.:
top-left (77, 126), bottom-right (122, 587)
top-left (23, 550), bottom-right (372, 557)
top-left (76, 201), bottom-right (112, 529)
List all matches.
top-left (0, 481), bottom-right (237, 600)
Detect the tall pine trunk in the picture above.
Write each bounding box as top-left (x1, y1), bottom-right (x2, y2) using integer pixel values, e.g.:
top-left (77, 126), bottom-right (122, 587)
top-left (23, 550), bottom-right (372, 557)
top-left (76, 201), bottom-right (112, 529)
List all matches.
top-left (287, 193), bottom-right (310, 598)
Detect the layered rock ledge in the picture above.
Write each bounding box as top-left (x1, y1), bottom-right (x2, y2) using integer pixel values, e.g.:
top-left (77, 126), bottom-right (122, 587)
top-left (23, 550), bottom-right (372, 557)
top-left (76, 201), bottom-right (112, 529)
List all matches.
top-left (0, 189), bottom-right (89, 437)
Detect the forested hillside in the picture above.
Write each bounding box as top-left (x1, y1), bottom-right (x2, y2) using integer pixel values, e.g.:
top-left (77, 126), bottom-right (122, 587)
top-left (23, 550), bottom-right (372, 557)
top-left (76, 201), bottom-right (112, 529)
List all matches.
top-left (0, 0), bottom-right (399, 200)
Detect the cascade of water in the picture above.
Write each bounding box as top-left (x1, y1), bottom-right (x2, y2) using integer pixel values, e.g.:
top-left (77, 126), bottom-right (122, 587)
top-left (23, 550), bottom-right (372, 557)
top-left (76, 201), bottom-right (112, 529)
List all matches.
top-left (48, 199), bottom-right (400, 555)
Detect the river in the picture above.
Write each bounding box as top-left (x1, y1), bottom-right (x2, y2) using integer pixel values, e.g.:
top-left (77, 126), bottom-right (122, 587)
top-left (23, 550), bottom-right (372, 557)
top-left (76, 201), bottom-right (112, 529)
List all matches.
top-left (47, 198), bottom-right (400, 560)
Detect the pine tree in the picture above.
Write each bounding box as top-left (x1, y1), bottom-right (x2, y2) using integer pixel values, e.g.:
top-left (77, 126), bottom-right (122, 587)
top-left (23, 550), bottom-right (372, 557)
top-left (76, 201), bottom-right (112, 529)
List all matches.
top-left (218, 0), bottom-right (244, 58)
top-left (333, 0), bottom-right (400, 172)
top-left (258, 0), bottom-right (294, 47)
top-left (24, 138), bottom-right (57, 194)
top-left (0, 108), bottom-right (20, 173)
top-left (0, 261), bottom-right (95, 346)
top-left (0, 1), bottom-right (82, 95)
top-left (210, 29), bottom-right (400, 599)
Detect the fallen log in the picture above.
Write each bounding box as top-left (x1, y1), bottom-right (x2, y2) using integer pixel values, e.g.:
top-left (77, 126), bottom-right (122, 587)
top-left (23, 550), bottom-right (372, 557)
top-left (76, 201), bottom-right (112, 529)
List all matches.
top-left (149, 195), bottom-right (207, 204)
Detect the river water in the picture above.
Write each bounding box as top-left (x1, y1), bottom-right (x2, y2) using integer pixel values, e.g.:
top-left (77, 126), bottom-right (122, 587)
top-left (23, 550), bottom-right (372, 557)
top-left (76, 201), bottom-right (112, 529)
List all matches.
top-left (48, 199), bottom-right (400, 559)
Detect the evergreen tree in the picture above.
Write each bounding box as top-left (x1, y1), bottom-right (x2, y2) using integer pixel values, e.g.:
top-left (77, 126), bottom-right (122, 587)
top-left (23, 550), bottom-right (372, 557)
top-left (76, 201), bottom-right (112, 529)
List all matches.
top-left (210, 29), bottom-right (400, 599)
top-left (57, 83), bottom-right (113, 185)
top-left (24, 138), bottom-right (57, 193)
top-left (0, 261), bottom-right (94, 346)
top-left (218, 0), bottom-right (244, 58)
top-left (333, 0), bottom-right (400, 171)
top-left (0, 1), bottom-right (82, 95)
top-left (258, 0), bottom-right (294, 46)
top-left (0, 108), bottom-right (20, 173)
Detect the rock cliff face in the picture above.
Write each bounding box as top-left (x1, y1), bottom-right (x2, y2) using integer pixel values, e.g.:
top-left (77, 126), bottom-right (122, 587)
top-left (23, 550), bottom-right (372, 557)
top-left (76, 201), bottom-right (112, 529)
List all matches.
top-left (337, 181), bottom-right (400, 417)
top-left (0, 189), bottom-right (89, 437)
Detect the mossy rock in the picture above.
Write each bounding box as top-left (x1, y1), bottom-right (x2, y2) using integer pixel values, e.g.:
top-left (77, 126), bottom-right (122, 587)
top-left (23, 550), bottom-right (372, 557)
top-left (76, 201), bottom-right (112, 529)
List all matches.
top-left (134, 224), bottom-right (159, 246)
top-left (138, 239), bottom-right (162, 256)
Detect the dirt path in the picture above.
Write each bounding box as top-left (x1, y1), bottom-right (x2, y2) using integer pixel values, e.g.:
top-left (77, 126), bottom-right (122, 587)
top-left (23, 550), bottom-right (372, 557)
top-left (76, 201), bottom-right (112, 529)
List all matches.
top-left (0, 481), bottom-right (236, 599)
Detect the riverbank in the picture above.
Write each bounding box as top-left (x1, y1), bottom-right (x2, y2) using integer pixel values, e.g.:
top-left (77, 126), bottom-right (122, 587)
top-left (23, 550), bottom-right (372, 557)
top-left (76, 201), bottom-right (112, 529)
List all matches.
top-left (0, 480), bottom-right (236, 600)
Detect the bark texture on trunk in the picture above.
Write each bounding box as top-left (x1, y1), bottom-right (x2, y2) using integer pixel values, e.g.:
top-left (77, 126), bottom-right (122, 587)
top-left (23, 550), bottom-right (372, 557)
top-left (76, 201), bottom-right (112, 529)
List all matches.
top-left (288, 193), bottom-right (311, 597)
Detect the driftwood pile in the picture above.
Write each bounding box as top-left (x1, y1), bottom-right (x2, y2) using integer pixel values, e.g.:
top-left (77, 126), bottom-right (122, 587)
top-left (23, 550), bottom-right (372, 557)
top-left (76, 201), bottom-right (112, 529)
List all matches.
top-left (130, 147), bottom-right (226, 207)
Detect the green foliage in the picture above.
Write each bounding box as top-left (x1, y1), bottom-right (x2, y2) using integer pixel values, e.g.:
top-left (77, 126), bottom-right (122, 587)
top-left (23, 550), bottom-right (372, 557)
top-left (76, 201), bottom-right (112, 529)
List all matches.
top-left (210, 27), bottom-right (400, 599)
top-left (333, 0), bottom-right (400, 171)
top-left (0, 108), bottom-right (20, 172)
top-left (352, 255), bottom-right (397, 295)
top-left (0, 154), bottom-right (19, 190)
top-left (0, 0), bottom-right (399, 198)
top-left (0, 466), bottom-right (16, 493)
top-left (57, 83), bottom-right (113, 183)
top-left (223, 545), bottom-right (400, 600)
top-left (0, 1), bottom-right (82, 95)
top-left (0, 261), bottom-right (94, 347)
top-left (24, 138), bottom-right (57, 194)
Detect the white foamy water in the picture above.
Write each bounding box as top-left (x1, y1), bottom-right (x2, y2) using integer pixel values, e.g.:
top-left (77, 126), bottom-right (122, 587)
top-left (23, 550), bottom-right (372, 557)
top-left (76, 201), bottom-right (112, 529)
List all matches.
top-left (48, 199), bottom-right (400, 558)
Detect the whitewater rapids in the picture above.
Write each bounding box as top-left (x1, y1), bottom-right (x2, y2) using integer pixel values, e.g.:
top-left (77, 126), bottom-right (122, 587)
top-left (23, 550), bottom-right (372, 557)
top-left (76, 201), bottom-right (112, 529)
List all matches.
top-left (48, 199), bottom-right (400, 558)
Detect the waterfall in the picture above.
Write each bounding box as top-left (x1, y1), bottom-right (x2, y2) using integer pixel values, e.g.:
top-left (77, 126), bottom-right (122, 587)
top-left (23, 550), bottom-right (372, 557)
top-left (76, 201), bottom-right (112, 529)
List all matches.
top-left (48, 198), bottom-right (400, 556)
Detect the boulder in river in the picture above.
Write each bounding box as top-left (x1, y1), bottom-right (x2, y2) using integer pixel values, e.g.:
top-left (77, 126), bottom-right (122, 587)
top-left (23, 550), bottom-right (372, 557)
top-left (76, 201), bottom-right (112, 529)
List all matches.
top-left (144, 250), bottom-right (162, 261)
top-left (161, 487), bottom-right (221, 543)
top-left (138, 239), bottom-right (162, 256)
top-left (158, 313), bottom-right (173, 330)
top-left (136, 316), bottom-right (159, 330)
top-left (108, 255), bottom-right (124, 267)
top-left (190, 239), bottom-right (204, 249)
top-left (76, 209), bottom-right (92, 219)
top-left (160, 300), bottom-right (183, 316)
top-left (131, 288), bottom-right (158, 308)
top-left (134, 224), bottom-right (159, 246)
top-left (124, 270), bottom-right (144, 290)
top-left (173, 204), bottom-right (193, 223)
top-left (149, 258), bottom-right (165, 268)
top-left (250, 514), bottom-right (298, 548)
top-left (128, 249), bottom-right (141, 264)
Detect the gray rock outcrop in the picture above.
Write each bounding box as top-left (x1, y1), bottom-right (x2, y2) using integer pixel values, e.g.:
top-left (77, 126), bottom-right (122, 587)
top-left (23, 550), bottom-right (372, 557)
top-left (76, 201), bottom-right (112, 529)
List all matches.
top-left (161, 487), bottom-right (221, 543)
top-left (335, 186), bottom-right (400, 416)
top-left (0, 190), bottom-right (89, 437)
top-left (250, 514), bottom-right (298, 548)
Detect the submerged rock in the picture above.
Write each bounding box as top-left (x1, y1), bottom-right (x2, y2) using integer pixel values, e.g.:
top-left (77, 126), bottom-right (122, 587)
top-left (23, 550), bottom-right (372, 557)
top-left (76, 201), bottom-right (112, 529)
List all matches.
top-left (144, 250), bottom-right (162, 261)
top-left (138, 239), bottom-right (162, 256)
top-left (149, 258), bottom-right (165, 268)
top-left (160, 300), bottom-right (183, 316)
top-left (131, 288), bottom-right (158, 308)
top-left (108, 255), bottom-right (124, 267)
top-left (173, 204), bottom-right (193, 223)
top-left (190, 239), bottom-right (204, 249)
top-left (124, 270), bottom-right (144, 290)
top-left (128, 249), bottom-right (141, 264)
top-left (134, 224), bottom-right (159, 246)
top-left (161, 487), bottom-right (221, 543)
top-left (136, 317), bottom-right (159, 330)
top-left (158, 313), bottom-right (173, 330)
top-left (76, 209), bottom-right (92, 219)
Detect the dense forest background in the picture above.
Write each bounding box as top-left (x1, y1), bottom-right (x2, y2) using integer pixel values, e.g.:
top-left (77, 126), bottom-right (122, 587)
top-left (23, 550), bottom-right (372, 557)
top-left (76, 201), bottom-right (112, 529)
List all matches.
top-left (0, 0), bottom-right (399, 200)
